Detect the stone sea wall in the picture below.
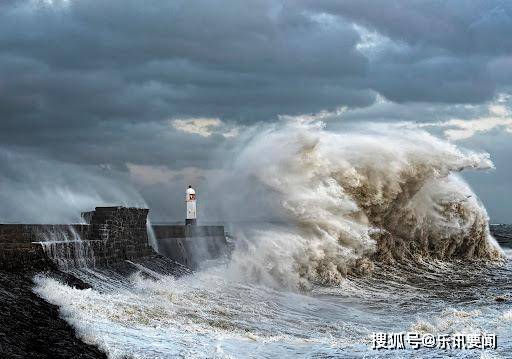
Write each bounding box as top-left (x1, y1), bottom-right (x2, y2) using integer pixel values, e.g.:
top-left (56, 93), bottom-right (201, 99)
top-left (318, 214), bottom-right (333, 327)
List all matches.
top-left (0, 206), bottom-right (155, 270)
top-left (82, 207), bottom-right (154, 266)
top-left (0, 224), bottom-right (87, 270)
top-left (0, 206), bottom-right (226, 271)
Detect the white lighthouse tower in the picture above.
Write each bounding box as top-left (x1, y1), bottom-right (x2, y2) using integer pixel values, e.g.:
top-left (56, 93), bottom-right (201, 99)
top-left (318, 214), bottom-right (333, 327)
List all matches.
top-left (185, 185), bottom-right (197, 225)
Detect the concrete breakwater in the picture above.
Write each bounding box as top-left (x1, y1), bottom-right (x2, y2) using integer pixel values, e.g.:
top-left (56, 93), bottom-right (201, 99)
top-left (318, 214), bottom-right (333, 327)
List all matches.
top-left (0, 206), bottom-right (227, 271)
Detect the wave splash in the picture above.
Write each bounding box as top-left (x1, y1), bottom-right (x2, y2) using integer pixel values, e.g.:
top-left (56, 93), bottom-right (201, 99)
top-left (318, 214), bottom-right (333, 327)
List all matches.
top-left (218, 121), bottom-right (503, 289)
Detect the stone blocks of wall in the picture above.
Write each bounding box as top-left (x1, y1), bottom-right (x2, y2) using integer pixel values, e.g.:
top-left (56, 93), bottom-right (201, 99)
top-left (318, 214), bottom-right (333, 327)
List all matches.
top-left (0, 224), bottom-right (89, 270)
top-left (0, 207), bottom-right (227, 271)
top-left (0, 207), bottom-right (154, 270)
top-left (82, 207), bottom-right (154, 265)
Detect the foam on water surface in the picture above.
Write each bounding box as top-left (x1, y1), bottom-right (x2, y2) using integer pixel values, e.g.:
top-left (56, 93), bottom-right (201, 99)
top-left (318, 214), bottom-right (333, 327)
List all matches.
top-left (33, 256), bottom-right (512, 359)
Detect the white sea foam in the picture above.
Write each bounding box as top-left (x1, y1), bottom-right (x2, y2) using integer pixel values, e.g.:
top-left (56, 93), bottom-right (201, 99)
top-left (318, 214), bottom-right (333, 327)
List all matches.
top-left (503, 310), bottom-right (512, 321)
top-left (33, 270), bottom-right (363, 358)
top-left (411, 308), bottom-right (484, 335)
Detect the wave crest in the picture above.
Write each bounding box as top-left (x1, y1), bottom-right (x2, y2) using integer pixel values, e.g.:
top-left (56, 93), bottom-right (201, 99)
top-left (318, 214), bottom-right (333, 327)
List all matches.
top-left (219, 121), bottom-right (503, 288)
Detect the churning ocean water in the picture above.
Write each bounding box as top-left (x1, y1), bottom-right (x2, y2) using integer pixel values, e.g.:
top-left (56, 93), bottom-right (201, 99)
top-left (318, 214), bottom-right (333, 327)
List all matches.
top-left (33, 121), bottom-right (512, 358)
top-left (33, 247), bottom-right (512, 359)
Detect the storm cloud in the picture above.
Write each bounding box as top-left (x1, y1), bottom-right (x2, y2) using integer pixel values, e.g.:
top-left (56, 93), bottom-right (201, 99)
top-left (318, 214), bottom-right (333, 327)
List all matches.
top-left (0, 0), bottom-right (511, 221)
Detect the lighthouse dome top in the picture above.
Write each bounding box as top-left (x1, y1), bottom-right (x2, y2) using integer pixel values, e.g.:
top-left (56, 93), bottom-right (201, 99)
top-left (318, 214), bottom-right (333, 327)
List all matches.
top-left (186, 186), bottom-right (196, 195)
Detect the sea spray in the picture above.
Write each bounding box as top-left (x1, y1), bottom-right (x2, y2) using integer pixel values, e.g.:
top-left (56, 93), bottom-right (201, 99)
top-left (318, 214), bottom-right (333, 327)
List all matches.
top-left (212, 120), bottom-right (503, 288)
top-left (0, 148), bottom-right (147, 223)
top-left (146, 218), bottom-right (158, 252)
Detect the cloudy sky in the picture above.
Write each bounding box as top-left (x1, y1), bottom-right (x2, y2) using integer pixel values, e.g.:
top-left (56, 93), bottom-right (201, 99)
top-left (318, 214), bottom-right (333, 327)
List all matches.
top-left (0, 0), bottom-right (511, 223)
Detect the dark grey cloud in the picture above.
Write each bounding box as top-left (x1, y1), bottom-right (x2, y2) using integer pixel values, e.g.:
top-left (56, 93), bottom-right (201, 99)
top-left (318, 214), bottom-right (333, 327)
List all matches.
top-left (301, 0), bottom-right (512, 103)
top-left (0, 0), bottom-right (376, 170)
top-left (2, 1), bottom-right (511, 140)
top-left (369, 56), bottom-right (496, 103)
top-left (0, 0), bottom-right (372, 124)
top-left (0, 0), bottom-right (511, 221)
top-left (304, 0), bottom-right (512, 55)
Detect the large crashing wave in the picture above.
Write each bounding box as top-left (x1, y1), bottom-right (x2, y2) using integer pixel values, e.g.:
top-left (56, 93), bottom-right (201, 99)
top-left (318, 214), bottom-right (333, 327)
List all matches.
top-left (217, 120), bottom-right (503, 289)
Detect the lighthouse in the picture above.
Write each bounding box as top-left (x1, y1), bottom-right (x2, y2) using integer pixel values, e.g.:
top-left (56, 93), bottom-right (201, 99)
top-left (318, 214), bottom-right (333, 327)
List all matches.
top-left (185, 185), bottom-right (197, 225)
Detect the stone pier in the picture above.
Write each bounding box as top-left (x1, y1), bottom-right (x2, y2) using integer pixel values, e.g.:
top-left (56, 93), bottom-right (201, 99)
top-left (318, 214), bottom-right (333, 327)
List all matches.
top-left (0, 206), bottom-right (227, 270)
